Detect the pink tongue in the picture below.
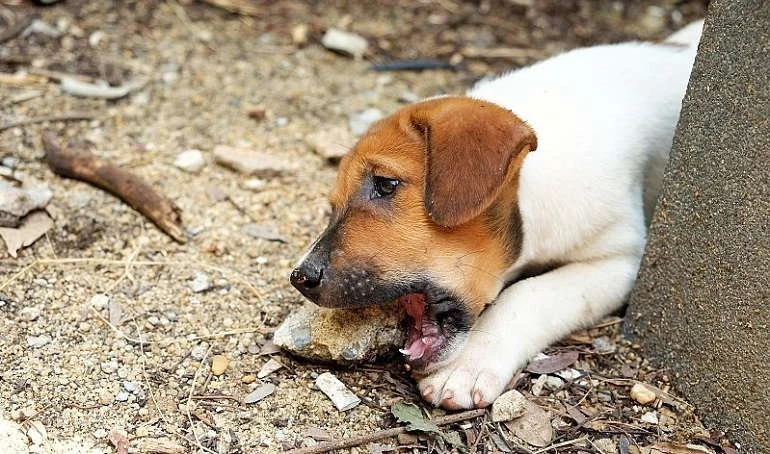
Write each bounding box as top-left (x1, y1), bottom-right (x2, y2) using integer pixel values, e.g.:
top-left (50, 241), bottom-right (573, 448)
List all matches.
top-left (399, 338), bottom-right (427, 360)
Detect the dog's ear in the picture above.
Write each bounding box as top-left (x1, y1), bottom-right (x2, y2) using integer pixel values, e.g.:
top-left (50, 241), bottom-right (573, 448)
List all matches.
top-left (409, 97), bottom-right (537, 227)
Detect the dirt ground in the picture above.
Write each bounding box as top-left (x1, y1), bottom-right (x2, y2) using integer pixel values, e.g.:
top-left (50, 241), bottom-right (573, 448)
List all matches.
top-left (1, 1), bottom-right (736, 453)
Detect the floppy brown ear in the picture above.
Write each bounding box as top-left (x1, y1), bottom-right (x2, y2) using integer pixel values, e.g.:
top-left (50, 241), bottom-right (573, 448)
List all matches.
top-left (409, 97), bottom-right (537, 227)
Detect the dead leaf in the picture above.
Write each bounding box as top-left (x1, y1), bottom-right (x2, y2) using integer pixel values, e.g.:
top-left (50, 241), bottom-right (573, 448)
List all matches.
top-left (391, 402), bottom-right (439, 433)
top-left (243, 383), bottom-right (275, 404)
top-left (525, 351), bottom-right (579, 374)
top-left (644, 443), bottom-right (715, 454)
top-left (504, 400), bottom-right (554, 447)
top-left (134, 437), bottom-right (185, 454)
top-left (259, 341), bottom-right (281, 355)
top-left (303, 427), bottom-right (333, 441)
top-left (108, 429), bottom-right (129, 454)
top-left (0, 211), bottom-right (53, 257)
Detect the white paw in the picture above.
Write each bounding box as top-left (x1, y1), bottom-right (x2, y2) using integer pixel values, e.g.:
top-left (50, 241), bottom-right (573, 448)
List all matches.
top-left (417, 347), bottom-right (512, 410)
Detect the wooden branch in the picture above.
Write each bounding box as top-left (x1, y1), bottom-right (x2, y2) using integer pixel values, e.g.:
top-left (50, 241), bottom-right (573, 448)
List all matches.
top-left (41, 133), bottom-right (186, 243)
top-left (0, 113), bottom-right (96, 133)
top-left (285, 408), bottom-right (486, 454)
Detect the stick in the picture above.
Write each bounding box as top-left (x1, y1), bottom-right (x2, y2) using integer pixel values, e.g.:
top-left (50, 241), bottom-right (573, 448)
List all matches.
top-left (41, 133), bottom-right (187, 243)
top-left (0, 14), bottom-right (33, 44)
top-left (285, 408), bottom-right (486, 454)
top-left (0, 113), bottom-right (95, 133)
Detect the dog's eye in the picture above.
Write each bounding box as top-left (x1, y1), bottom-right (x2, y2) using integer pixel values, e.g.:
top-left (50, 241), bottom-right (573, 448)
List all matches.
top-left (372, 176), bottom-right (400, 199)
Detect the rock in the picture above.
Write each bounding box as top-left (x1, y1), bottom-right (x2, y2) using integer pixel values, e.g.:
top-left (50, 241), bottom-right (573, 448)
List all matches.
top-left (257, 358), bottom-right (283, 379)
top-left (491, 389), bottom-right (527, 422)
top-left (242, 223), bottom-right (285, 242)
top-left (348, 108), bottom-right (383, 136)
top-left (321, 28), bottom-right (368, 59)
top-left (397, 433), bottom-right (418, 444)
top-left (273, 303), bottom-right (405, 363)
top-left (189, 272), bottom-right (211, 293)
top-left (26, 421), bottom-right (47, 445)
top-left (241, 374), bottom-right (256, 384)
top-left (213, 145), bottom-right (292, 176)
top-left (630, 383), bottom-right (657, 405)
top-left (98, 389), bottom-right (114, 405)
top-left (592, 336), bottom-right (616, 353)
top-left (305, 126), bottom-right (354, 162)
top-left (123, 381), bottom-right (139, 393)
top-left (92, 428), bottom-right (108, 439)
top-left (291, 24), bottom-right (309, 45)
top-left (211, 355), bottom-right (228, 376)
top-left (101, 359), bottom-right (119, 374)
top-left (26, 335), bottom-right (51, 349)
top-left (243, 383), bottom-right (276, 404)
top-left (641, 411), bottom-right (659, 424)
top-left (173, 149), bottom-right (206, 173)
top-left (19, 306), bottom-right (41, 321)
top-left (242, 178), bottom-right (267, 191)
top-left (190, 344), bottom-right (208, 361)
top-left (89, 294), bottom-right (110, 309)
top-left (315, 372), bottom-right (360, 411)
top-left (114, 391), bottom-right (129, 402)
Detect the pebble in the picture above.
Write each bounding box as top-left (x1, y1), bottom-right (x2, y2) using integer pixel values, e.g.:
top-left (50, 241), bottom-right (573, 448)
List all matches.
top-left (243, 383), bottom-right (276, 404)
top-left (243, 178), bottom-right (267, 191)
top-left (397, 433), bottom-right (418, 444)
top-left (321, 28), bottom-right (368, 59)
top-left (123, 381), bottom-right (139, 393)
top-left (211, 355), bottom-right (229, 376)
top-left (189, 272), bottom-right (211, 293)
top-left (257, 358), bottom-right (284, 379)
top-left (190, 344), bottom-right (208, 361)
top-left (315, 372), bottom-right (361, 411)
top-left (26, 421), bottom-right (47, 445)
top-left (242, 223), bottom-right (285, 242)
top-left (26, 335), bottom-right (51, 349)
top-left (0, 180), bottom-right (53, 227)
top-left (115, 391), bottom-right (129, 402)
top-left (135, 426), bottom-right (150, 438)
top-left (93, 428), bottom-right (108, 439)
top-left (592, 336), bottom-right (616, 353)
top-left (89, 294), bottom-right (110, 309)
top-left (241, 374), bottom-right (256, 384)
top-left (491, 389), bottom-right (528, 422)
top-left (273, 304), bottom-right (405, 363)
top-left (348, 108), bottom-right (384, 136)
top-left (304, 126), bottom-right (354, 162)
top-left (98, 389), bottom-right (113, 405)
top-left (173, 149), bottom-right (206, 173)
top-left (291, 24), bottom-right (308, 45)
top-left (641, 411), bottom-right (659, 424)
top-left (213, 145), bottom-right (292, 175)
top-left (19, 306), bottom-right (41, 321)
top-left (101, 359), bottom-right (119, 374)
top-left (630, 383), bottom-right (657, 405)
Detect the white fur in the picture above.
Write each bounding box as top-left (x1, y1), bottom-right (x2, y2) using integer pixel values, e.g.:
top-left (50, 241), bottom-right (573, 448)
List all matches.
top-left (419, 21), bottom-right (703, 409)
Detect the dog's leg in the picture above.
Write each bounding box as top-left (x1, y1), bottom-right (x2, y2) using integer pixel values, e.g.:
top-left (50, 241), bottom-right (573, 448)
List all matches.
top-left (418, 254), bottom-right (641, 409)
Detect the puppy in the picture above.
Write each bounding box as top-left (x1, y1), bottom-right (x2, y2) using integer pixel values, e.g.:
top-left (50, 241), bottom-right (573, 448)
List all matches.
top-left (291, 21), bottom-right (703, 409)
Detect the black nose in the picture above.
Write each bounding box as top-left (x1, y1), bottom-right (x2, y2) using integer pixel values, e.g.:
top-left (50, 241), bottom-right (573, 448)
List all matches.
top-left (290, 262), bottom-right (324, 300)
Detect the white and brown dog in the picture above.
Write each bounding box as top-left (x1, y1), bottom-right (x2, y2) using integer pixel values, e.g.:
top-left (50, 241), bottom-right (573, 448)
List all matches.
top-left (290, 21), bottom-right (703, 409)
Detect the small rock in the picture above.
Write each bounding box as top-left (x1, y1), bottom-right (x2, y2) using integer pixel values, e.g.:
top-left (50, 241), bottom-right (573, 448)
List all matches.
top-left (273, 304), bottom-right (405, 363)
top-left (348, 108), bottom-right (384, 136)
top-left (491, 389), bottom-right (528, 422)
top-left (134, 426), bottom-right (150, 438)
top-left (397, 432), bottom-right (418, 444)
top-left (123, 381), bottom-right (139, 393)
top-left (190, 344), bottom-right (208, 361)
top-left (26, 421), bottom-right (47, 445)
top-left (211, 355), bottom-right (229, 376)
top-left (19, 306), bottom-right (41, 321)
top-left (242, 178), bottom-right (267, 191)
top-left (630, 383), bottom-right (657, 405)
top-left (115, 391), bottom-right (130, 402)
top-left (98, 389), bottom-right (114, 405)
top-left (257, 358), bottom-right (283, 379)
top-left (544, 376), bottom-right (565, 390)
top-left (26, 334), bottom-right (51, 349)
top-left (93, 428), bottom-right (108, 439)
top-left (90, 294), bottom-right (110, 309)
top-left (593, 438), bottom-right (616, 454)
top-left (291, 24), bottom-right (308, 45)
top-left (641, 411), bottom-right (659, 424)
top-left (315, 372), bottom-right (361, 411)
top-left (305, 126), bottom-right (354, 162)
top-left (101, 359), bottom-right (119, 374)
top-left (398, 90), bottom-right (419, 103)
top-left (0, 180), bottom-right (53, 228)
top-left (189, 272), bottom-right (211, 293)
top-left (241, 374), bottom-right (256, 384)
top-left (213, 145), bottom-right (292, 175)
top-left (592, 336), bottom-right (616, 353)
top-left (321, 28), bottom-right (368, 59)
top-left (243, 383), bottom-right (276, 404)
top-left (174, 149), bottom-right (206, 173)
top-left (242, 223), bottom-right (285, 242)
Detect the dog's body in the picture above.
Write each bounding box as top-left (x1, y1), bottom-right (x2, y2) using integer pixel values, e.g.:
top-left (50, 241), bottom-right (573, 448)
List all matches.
top-left (291, 21), bottom-right (703, 409)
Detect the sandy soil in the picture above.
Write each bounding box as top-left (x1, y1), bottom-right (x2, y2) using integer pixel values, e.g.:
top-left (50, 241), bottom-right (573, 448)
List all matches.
top-left (1, 1), bottom-right (729, 453)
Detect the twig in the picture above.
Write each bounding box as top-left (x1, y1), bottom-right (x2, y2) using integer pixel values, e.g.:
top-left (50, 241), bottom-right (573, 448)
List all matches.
top-left (198, 0), bottom-right (261, 16)
top-left (284, 408), bottom-right (486, 454)
top-left (0, 113), bottom-right (95, 133)
top-left (532, 436), bottom-right (589, 454)
top-left (186, 345), bottom-right (218, 454)
top-left (42, 133), bottom-right (187, 243)
top-left (0, 13), bottom-right (33, 44)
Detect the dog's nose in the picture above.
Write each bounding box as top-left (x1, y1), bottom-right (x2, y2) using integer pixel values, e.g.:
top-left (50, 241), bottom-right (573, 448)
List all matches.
top-left (290, 262), bottom-right (324, 298)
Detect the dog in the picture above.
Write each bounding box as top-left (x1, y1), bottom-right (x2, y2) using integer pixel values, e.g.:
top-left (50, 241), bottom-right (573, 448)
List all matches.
top-left (290, 21), bottom-right (704, 410)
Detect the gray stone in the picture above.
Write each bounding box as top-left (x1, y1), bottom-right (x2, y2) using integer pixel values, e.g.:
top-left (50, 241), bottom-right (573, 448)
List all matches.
top-left (173, 149), bottom-right (206, 173)
top-left (321, 28), bottom-right (368, 59)
top-left (273, 303), bottom-right (405, 363)
top-left (189, 272), bottom-right (211, 293)
top-left (213, 145), bottom-right (293, 176)
top-left (348, 108), bottom-right (383, 136)
top-left (26, 335), bottom-right (51, 349)
top-left (626, 2), bottom-right (770, 451)
top-left (0, 180), bottom-right (52, 228)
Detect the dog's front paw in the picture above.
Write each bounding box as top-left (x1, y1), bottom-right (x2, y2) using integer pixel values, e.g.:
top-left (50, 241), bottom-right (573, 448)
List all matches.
top-left (417, 351), bottom-right (511, 410)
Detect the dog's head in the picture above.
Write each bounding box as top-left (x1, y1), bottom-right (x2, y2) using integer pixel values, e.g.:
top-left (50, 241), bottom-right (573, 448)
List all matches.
top-left (290, 96), bottom-right (537, 371)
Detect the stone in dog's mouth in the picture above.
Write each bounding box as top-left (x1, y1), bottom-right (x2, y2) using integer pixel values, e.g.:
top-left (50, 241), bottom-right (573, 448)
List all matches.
top-left (397, 293), bottom-right (449, 365)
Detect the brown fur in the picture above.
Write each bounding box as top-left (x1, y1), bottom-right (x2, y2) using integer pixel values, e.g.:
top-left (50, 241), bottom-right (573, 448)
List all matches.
top-left (325, 97), bottom-right (538, 315)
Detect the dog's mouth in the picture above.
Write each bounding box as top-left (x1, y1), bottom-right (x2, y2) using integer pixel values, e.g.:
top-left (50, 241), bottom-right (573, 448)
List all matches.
top-left (396, 292), bottom-right (468, 369)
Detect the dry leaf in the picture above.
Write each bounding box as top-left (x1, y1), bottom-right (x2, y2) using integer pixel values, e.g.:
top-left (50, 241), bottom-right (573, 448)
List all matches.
top-left (504, 400), bottom-right (554, 447)
top-left (108, 429), bottom-right (129, 454)
top-left (644, 443), bottom-right (715, 454)
top-left (525, 351), bottom-right (579, 374)
top-left (0, 211), bottom-right (53, 257)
